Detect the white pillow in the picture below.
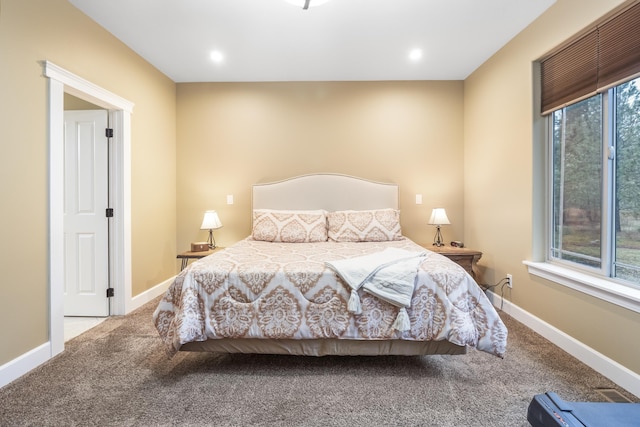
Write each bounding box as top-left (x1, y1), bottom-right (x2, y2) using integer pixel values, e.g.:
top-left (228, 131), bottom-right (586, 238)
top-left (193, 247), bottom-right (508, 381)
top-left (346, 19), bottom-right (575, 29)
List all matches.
top-left (252, 209), bottom-right (328, 243)
top-left (327, 209), bottom-right (402, 242)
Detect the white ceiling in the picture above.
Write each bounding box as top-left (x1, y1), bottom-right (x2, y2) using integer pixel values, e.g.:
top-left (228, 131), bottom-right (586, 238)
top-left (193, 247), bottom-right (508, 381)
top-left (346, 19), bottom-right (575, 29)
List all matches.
top-left (68, 0), bottom-right (556, 83)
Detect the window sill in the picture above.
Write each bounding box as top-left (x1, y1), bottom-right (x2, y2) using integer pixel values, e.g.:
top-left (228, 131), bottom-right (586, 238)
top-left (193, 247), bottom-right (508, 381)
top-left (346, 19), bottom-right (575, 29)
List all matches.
top-left (524, 261), bottom-right (640, 314)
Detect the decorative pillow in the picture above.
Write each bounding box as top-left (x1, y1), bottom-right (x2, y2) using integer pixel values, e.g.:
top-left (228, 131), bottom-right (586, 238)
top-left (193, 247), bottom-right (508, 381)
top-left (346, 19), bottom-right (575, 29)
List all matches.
top-left (327, 209), bottom-right (402, 242)
top-left (252, 209), bottom-right (328, 243)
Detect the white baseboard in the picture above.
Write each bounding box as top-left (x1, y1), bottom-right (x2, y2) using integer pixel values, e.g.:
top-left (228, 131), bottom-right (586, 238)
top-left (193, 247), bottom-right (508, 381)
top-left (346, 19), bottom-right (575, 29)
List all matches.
top-left (0, 343), bottom-right (50, 389)
top-left (488, 291), bottom-right (640, 398)
top-left (1, 277), bottom-right (175, 390)
top-left (128, 276), bottom-right (175, 313)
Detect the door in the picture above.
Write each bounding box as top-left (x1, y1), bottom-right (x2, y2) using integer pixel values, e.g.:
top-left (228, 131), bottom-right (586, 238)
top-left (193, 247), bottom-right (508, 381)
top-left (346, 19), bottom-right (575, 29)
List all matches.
top-left (64, 110), bottom-right (110, 316)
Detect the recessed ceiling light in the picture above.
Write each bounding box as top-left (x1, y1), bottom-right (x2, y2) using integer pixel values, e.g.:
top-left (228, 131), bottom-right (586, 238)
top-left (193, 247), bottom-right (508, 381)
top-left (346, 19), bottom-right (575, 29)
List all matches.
top-left (210, 50), bottom-right (224, 64)
top-left (409, 48), bottom-right (423, 62)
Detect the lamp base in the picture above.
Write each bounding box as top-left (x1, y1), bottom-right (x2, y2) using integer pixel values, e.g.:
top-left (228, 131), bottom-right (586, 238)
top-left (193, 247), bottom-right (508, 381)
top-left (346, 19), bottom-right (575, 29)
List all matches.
top-left (432, 226), bottom-right (445, 247)
top-left (207, 230), bottom-right (217, 249)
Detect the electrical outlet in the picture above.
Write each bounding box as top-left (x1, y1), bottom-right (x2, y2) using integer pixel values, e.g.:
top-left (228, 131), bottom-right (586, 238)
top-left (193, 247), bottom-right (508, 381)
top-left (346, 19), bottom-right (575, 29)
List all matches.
top-left (506, 274), bottom-right (513, 288)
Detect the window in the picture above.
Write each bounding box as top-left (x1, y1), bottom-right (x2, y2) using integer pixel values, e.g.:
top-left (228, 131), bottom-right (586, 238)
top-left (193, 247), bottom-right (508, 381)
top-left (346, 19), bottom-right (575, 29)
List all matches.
top-left (613, 78), bottom-right (640, 282)
top-left (537, 2), bottom-right (640, 299)
top-left (549, 77), bottom-right (640, 286)
top-left (550, 94), bottom-right (602, 269)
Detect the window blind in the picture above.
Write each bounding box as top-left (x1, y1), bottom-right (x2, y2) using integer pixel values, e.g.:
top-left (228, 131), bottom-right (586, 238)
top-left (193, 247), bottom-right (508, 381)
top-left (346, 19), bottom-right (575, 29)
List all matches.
top-left (598, 2), bottom-right (640, 90)
top-left (541, 1), bottom-right (640, 114)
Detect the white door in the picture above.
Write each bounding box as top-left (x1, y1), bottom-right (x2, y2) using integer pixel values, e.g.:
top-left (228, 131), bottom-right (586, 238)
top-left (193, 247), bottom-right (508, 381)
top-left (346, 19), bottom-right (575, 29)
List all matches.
top-left (64, 110), bottom-right (110, 316)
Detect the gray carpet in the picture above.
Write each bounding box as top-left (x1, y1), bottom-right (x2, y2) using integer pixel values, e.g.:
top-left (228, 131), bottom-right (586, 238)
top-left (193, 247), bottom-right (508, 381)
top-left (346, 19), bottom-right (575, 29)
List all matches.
top-left (0, 298), bottom-right (637, 427)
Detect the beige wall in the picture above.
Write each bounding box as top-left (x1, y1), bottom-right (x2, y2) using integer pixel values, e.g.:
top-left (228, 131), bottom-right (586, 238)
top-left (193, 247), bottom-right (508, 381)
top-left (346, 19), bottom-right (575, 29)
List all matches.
top-left (64, 93), bottom-right (102, 110)
top-left (176, 81), bottom-right (465, 254)
top-left (464, 0), bottom-right (640, 374)
top-left (0, 0), bottom-right (176, 365)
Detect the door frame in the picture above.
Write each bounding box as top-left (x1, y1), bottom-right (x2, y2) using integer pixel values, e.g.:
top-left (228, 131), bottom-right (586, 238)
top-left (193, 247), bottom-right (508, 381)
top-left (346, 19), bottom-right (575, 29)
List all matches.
top-left (44, 61), bottom-right (134, 357)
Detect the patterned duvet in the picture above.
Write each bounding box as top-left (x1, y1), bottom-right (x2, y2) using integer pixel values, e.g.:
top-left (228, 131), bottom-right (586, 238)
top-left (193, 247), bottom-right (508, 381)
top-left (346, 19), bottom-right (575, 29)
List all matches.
top-left (154, 237), bottom-right (507, 358)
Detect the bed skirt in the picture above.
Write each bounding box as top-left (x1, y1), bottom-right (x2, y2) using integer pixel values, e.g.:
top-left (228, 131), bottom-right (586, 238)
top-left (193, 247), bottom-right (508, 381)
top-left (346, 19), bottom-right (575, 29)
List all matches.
top-left (179, 338), bottom-right (467, 356)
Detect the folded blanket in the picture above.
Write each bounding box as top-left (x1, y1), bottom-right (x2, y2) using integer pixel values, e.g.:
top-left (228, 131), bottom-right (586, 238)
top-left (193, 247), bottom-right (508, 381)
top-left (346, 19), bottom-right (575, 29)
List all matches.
top-left (325, 248), bottom-right (427, 331)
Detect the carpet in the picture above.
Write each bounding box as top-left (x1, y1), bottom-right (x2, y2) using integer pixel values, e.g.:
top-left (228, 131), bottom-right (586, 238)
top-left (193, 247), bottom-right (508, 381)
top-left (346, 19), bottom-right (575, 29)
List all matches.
top-left (0, 298), bottom-right (636, 426)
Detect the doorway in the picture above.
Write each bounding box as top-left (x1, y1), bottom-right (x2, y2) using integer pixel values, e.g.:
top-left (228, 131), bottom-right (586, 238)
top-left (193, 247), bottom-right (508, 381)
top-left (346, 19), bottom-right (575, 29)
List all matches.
top-left (44, 61), bottom-right (134, 357)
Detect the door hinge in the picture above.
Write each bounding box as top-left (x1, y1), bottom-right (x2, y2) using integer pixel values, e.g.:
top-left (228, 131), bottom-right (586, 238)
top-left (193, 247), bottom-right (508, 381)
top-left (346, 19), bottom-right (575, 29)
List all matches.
top-left (106, 288), bottom-right (114, 298)
top-left (106, 208), bottom-right (114, 218)
top-left (105, 128), bottom-right (114, 138)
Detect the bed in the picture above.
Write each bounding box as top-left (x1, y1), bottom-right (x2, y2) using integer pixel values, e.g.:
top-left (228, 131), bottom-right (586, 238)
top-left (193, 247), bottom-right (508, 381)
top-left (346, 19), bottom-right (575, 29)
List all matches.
top-left (153, 174), bottom-right (507, 358)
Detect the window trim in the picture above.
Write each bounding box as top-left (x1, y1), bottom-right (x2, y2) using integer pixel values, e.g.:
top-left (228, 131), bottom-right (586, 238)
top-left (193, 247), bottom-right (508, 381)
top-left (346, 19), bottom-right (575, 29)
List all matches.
top-left (524, 261), bottom-right (640, 314)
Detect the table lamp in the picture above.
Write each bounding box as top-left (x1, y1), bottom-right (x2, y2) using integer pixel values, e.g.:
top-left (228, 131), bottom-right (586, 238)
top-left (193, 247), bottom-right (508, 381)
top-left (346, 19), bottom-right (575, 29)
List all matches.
top-left (428, 208), bottom-right (450, 247)
top-left (200, 210), bottom-right (223, 249)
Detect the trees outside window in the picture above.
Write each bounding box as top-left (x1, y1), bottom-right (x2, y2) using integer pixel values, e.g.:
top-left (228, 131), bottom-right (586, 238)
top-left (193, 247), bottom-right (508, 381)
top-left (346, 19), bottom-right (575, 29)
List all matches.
top-left (550, 77), bottom-right (640, 285)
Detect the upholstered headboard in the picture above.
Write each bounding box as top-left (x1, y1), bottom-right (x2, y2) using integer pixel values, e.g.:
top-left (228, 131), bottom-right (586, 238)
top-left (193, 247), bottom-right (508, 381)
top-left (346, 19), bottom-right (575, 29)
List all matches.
top-left (252, 174), bottom-right (398, 211)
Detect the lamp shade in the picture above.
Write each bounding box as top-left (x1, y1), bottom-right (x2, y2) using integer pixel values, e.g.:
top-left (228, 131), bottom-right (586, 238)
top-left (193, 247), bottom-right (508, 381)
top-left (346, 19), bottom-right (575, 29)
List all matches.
top-left (428, 208), bottom-right (450, 226)
top-left (200, 210), bottom-right (223, 230)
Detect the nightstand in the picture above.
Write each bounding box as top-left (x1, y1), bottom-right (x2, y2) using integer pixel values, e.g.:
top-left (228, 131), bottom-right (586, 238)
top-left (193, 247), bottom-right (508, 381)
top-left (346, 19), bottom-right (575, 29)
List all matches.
top-left (427, 245), bottom-right (482, 282)
top-left (176, 247), bottom-right (223, 271)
